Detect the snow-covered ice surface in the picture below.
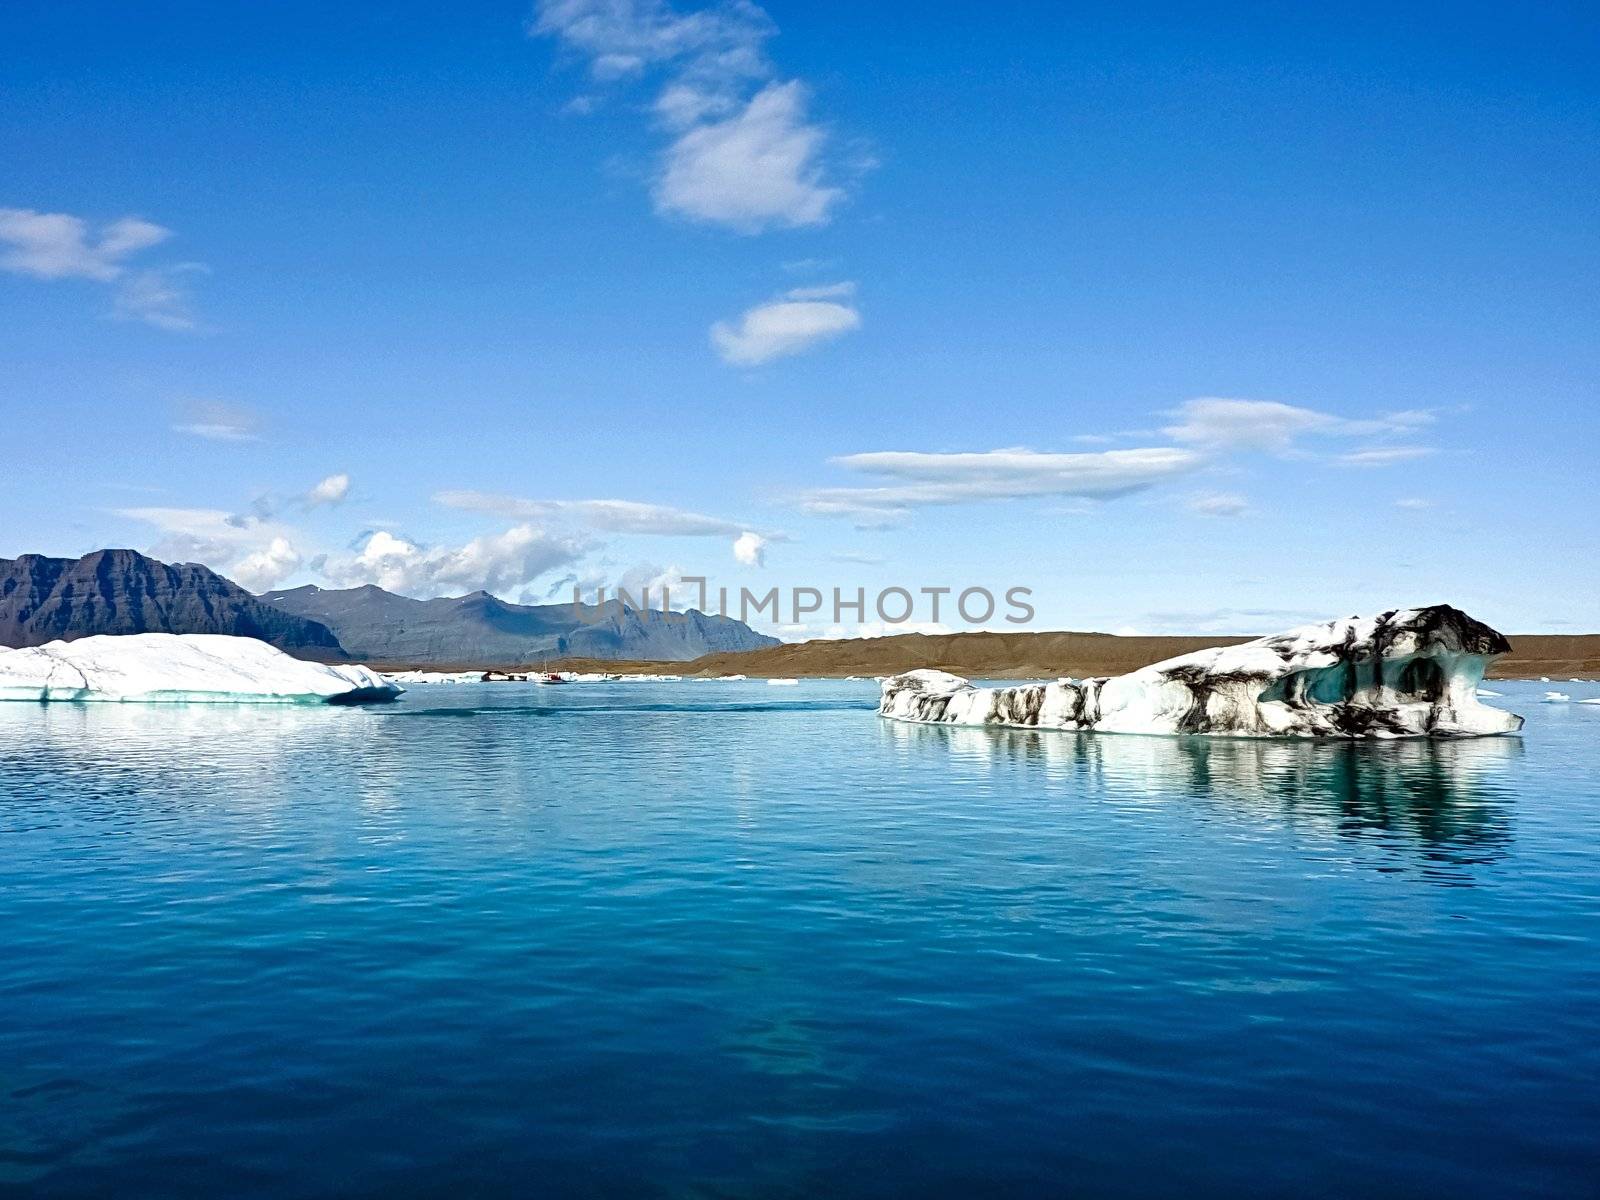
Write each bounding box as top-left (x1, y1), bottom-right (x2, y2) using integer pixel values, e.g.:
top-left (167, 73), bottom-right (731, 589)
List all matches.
top-left (0, 634), bottom-right (402, 704)
top-left (881, 606), bottom-right (1525, 739)
top-left (385, 670), bottom-right (483, 685)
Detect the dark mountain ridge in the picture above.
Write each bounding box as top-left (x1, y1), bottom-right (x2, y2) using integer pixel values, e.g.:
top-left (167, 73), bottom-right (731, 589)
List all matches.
top-left (0, 549), bottom-right (345, 656)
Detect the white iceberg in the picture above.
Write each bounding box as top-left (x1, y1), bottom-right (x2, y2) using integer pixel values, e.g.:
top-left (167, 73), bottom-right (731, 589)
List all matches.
top-left (1542, 691), bottom-right (1572, 703)
top-left (881, 605), bottom-right (1524, 739)
top-left (1476, 687), bottom-right (1503, 697)
top-left (0, 634), bottom-right (402, 704)
top-left (767, 678), bottom-right (799, 686)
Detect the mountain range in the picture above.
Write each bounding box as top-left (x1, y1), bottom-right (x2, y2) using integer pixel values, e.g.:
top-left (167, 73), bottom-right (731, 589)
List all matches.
top-left (0, 549), bottom-right (779, 664)
top-left (259, 583), bottom-right (778, 664)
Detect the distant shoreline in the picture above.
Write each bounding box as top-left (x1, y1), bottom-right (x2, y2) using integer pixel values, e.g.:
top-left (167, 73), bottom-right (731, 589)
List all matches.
top-left (342, 629), bottom-right (1600, 681)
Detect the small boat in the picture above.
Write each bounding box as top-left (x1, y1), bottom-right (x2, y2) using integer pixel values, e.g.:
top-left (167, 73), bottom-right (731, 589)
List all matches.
top-left (534, 671), bottom-right (568, 685)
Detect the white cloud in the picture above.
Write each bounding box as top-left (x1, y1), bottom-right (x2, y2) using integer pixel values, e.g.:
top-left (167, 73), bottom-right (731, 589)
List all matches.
top-left (799, 447), bottom-right (1204, 522)
top-left (657, 81), bottom-right (841, 231)
top-left (230, 536), bottom-right (303, 591)
top-left (1163, 398), bottom-right (1434, 454)
top-left (612, 561), bottom-right (691, 601)
top-left (172, 401), bottom-right (261, 442)
top-left (1186, 492), bottom-right (1250, 518)
top-left (1395, 497), bottom-right (1434, 510)
top-left (732, 530), bottom-right (766, 566)
top-left (434, 490), bottom-right (767, 537)
top-left (0, 207), bottom-right (200, 330)
top-left (306, 473), bottom-right (351, 507)
top-left (536, 0), bottom-right (772, 80)
top-left (535, 1), bottom-right (847, 233)
top-left (116, 493), bottom-right (586, 600)
top-left (1336, 446), bottom-right (1437, 467)
top-left (711, 289), bottom-right (860, 365)
top-left (322, 526), bottom-right (589, 599)
top-left (112, 505), bottom-right (303, 590)
top-left (829, 550), bottom-right (886, 565)
top-left (0, 209), bottom-right (168, 281)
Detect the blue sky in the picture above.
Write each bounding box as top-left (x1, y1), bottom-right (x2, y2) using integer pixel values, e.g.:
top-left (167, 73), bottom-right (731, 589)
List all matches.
top-left (2, 0), bottom-right (1596, 636)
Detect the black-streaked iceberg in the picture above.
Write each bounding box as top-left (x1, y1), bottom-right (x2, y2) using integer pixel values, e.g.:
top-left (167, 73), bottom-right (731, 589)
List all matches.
top-left (0, 634), bottom-right (403, 704)
top-left (880, 606), bottom-right (1524, 738)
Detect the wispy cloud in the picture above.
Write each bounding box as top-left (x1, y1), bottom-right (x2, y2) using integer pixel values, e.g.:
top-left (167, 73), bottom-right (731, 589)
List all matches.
top-left (534, 0), bottom-right (848, 232)
top-left (799, 447), bottom-right (1205, 523)
top-left (113, 263), bottom-right (207, 332)
top-left (172, 401), bottom-right (261, 442)
top-left (1186, 491), bottom-right (1250, 518)
top-left (0, 207), bottom-right (202, 330)
top-left (1163, 397), bottom-right (1433, 454)
top-left (793, 397), bottom-right (1447, 529)
top-left (710, 283), bottom-right (860, 365)
top-left (1335, 446), bottom-right (1437, 467)
top-left (435, 490), bottom-right (756, 536)
top-left (781, 280), bottom-right (855, 301)
top-left (435, 489), bottom-right (782, 567)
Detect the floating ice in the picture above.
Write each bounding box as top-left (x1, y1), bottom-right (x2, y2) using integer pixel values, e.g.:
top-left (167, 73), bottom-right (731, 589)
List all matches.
top-left (1543, 692), bottom-right (1572, 703)
top-left (0, 634), bottom-right (402, 704)
top-left (767, 678), bottom-right (799, 686)
top-left (386, 670), bottom-right (483, 685)
top-left (1476, 687), bottom-right (1503, 697)
top-left (880, 606), bottom-right (1524, 739)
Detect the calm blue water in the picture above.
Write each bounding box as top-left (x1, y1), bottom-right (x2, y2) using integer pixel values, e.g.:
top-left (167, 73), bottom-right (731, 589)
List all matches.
top-left (2, 679), bottom-right (1598, 1198)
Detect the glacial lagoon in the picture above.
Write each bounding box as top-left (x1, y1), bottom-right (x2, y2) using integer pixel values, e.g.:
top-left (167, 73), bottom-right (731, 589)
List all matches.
top-left (2, 679), bottom-right (1597, 1196)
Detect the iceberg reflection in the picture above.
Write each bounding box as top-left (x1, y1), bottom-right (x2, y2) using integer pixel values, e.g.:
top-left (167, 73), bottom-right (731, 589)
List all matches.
top-left (883, 721), bottom-right (1520, 877)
